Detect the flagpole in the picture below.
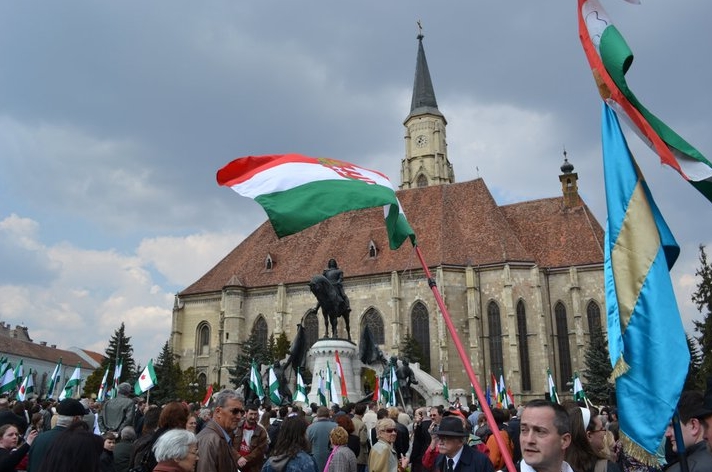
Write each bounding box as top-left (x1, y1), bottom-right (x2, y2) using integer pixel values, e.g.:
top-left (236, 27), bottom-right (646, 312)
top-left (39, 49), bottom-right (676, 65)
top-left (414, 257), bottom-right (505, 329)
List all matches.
top-left (415, 245), bottom-right (517, 472)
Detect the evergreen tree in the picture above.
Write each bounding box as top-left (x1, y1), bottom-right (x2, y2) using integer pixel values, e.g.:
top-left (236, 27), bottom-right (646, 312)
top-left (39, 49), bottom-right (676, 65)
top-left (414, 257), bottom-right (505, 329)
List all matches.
top-left (684, 333), bottom-right (703, 390)
top-left (400, 334), bottom-right (428, 372)
top-left (275, 332), bottom-right (291, 361)
top-left (692, 245), bottom-right (712, 384)
top-left (152, 341), bottom-right (182, 405)
top-left (582, 323), bottom-right (615, 405)
top-left (228, 332), bottom-right (269, 388)
top-left (83, 323), bottom-right (136, 397)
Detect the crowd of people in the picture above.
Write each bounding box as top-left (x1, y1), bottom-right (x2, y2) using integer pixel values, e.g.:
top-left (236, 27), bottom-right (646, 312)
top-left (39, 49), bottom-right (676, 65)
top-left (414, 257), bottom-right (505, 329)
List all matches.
top-left (1, 378), bottom-right (712, 472)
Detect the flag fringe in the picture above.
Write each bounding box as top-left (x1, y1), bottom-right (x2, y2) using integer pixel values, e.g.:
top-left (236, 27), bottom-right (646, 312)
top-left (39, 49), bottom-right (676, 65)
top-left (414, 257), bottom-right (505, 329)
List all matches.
top-left (610, 354), bottom-right (629, 380)
top-left (620, 432), bottom-right (659, 466)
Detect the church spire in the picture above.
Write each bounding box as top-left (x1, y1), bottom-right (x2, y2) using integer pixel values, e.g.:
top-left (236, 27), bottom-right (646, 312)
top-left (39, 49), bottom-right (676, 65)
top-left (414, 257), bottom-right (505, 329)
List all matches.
top-left (400, 27), bottom-right (453, 189)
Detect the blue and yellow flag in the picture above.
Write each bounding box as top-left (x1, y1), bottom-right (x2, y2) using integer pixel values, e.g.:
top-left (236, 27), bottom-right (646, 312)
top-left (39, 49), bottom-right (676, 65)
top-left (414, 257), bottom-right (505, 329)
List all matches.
top-left (602, 103), bottom-right (689, 462)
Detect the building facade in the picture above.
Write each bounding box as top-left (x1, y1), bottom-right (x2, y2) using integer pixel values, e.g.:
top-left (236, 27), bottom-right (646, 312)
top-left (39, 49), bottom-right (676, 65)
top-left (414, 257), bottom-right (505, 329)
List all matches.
top-left (171, 35), bottom-right (606, 405)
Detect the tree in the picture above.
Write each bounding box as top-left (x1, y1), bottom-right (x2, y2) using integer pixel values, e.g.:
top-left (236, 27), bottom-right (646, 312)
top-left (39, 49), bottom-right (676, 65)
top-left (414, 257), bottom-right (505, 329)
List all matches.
top-left (83, 322), bottom-right (136, 397)
top-left (149, 341), bottom-right (183, 405)
top-left (400, 334), bottom-right (428, 372)
top-left (684, 333), bottom-right (703, 390)
top-left (692, 245), bottom-right (712, 384)
top-left (582, 323), bottom-right (615, 405)
top-left (228, 331), bottom-right (270, 388)
top-left (274, 332), bottom-right (291, 361)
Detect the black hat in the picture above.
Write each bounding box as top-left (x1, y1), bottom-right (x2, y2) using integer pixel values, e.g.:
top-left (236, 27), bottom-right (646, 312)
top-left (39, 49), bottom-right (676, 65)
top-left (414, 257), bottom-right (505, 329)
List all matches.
top-left (56, 398), bottom-right (87, 416)
top-left (693, 376), bottom-right (712, 419)
top-left (436, 416), bottom-right (469, 437)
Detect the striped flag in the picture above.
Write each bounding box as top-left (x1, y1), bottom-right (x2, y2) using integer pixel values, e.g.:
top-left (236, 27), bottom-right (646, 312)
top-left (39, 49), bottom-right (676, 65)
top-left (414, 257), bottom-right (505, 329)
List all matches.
top-left (110, 359), bottom-right (123, 399)
top-left (134, 359), bottom-right (158, 395)
top-left (579, 0), bottom-right (712, 202)
top-left (17, 369), bottom-right (34, 401)
top-left (372, 375), bottom-right (380, 402)
top-left (334, 351), bottom-right (349, 404)
top-left (202, 385), bottom-right (214, 407)
top-left (0, 365), bottom-right (16, 395)
top-left (97, 367), bottom-right (110, 401)
top-left (316, 371), bottom-right (327, 406)
top-left (59, 364), bottom-right (82, 400)
top-left (326, 362), bottom-right (339, 406)
top-left (249, 361), bottom-right (265, 401)
top-left (572, 372), bottom-right (588, 404)
top-left (47, 358), bottom-right (63, 398)
top-left (268, 365), bottom-right (281, 405)
top-left (498, 374), bottom-right (509, 409)
top-left (441, 366), bottom-right (449, 403)
top-left (547, 369), bottom-right (559, 404)
top-left (602, 103), bottom-right (689, 462)
top-left (14, 360), bottom-right (23, 386)
top-left (292, 368), bottom-right (308, 404)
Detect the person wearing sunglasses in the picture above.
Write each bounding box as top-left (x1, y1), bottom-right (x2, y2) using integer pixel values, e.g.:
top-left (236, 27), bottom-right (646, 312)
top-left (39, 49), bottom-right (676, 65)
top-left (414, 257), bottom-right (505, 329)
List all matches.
top-left (197, 389), bottom-right (244, 472)
top-left (368, 418), bottom-right (409, 472)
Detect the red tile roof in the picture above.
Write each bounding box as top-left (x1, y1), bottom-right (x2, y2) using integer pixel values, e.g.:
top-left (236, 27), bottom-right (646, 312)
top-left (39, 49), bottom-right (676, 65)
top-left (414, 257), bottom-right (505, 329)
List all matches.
top-left (1, 336), bottom-right (88, 366)
top-left (181, 179), bottom-right (604, 295)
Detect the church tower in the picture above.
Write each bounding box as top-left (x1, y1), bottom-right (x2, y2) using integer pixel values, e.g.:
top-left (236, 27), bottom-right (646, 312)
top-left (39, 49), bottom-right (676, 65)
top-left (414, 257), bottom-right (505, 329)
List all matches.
top-left (400, 32), bottom-right (454, 189)
top-left (559, 150), bottom-right (581, 208)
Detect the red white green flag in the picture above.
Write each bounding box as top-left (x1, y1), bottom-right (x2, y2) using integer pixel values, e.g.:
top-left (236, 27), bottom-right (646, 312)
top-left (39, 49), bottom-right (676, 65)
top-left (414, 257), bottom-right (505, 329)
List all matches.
top-left (578, 0), bottom-right (712, 202)
top-left (217, 154), bottom-right (416, 250)
top-left (334, 351), bottom-right (349, 404)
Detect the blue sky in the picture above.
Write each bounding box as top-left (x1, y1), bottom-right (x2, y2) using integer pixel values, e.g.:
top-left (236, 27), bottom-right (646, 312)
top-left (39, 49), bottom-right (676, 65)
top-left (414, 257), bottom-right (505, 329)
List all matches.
top-left (1, 1), bottom-right (710, 365)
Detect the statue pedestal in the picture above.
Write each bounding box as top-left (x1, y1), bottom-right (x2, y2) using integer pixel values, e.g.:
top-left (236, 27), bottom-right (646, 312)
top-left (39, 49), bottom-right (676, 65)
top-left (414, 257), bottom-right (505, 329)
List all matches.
top-left (307, 338), bottom-right (362, 405)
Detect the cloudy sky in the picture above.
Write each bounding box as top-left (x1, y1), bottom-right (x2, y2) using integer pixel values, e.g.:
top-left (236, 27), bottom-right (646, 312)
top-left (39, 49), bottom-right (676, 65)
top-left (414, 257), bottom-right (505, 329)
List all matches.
top-left (1, 1), bottom-right (710, 367)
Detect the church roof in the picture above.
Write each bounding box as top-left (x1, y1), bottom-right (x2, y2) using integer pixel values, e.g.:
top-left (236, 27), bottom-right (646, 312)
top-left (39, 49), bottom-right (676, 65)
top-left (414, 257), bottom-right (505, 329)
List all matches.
top-left (405, 34), bottom-right (444, 123)
top-left (180, 178), bottom-right (604, 295)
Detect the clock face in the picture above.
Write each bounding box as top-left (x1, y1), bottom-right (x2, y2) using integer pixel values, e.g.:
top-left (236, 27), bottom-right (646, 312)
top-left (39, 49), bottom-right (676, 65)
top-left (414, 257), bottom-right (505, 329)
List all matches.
top-left (415, 134), bottom-right (428, 148)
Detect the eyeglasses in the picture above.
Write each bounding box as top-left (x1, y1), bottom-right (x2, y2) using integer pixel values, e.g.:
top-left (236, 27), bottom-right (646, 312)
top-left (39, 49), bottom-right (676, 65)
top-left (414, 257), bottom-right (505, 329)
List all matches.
top-left (589, 429), bottom-right (606, 433)
top-left (228, 408), bottom-right (244, 415)
top-left (381, 428), bottom-right (397, 433)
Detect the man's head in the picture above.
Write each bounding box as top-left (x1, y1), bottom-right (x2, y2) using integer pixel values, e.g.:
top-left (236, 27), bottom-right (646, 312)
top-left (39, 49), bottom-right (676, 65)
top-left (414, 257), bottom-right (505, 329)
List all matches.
top-left (118, 382), bottom-right (132, 397)
top-left (212, 389), bottom-right (244, 431)
top-left (429, 405), bottom-right (444, 425)
top-left (520, 399), bottom-right (571, 471)
top-left (693, 376), bottom-right (712, 449)
top-left (328, 258), bottom-right (337, 269)
top-left (665, 391), bottom-right (706, 452)
top-left (354, 403), bottom-right (366, 416)
top-left (244, 403), bottom-right (260, 426)
top-left (316, 406), bottom-right (331, 419)
top-left (436, 416), bottom-right (468, 458)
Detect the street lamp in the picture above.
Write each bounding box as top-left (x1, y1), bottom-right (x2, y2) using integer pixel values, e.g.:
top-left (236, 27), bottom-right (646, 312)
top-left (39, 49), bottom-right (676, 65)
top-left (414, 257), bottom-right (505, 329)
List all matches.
top-left (188, 382), bottom-right (199, 402)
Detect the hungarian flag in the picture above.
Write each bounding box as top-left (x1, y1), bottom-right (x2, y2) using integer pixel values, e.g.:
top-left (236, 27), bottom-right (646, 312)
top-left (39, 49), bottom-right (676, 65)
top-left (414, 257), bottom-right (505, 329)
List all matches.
top-left (135, 359), bottom-right (158, 395)
top-left (47, 358), bottom-right (63, 398)
top-left (547, 369), bottom-right (560, 404)
top-left (490, 373), bottom-right (499, 407)
top-left (380, 371), bottom-right (390, 406)
top-left (268, 366), bottom-right (281, 405)
top-left (59, 364), bottom-right (82, 400)
top-left (97, 367), bottom-right (110, 401)
top-left (249, 361), bottom-right (265, 401)
top-left (17, 369), bottom-right (34, 401)
top-left (389, 364), bottom-right (399, 408)
top-left (578, 0), bottom-right (712, 202)
top-left (372, 376), bottom-right (380, 402)
top-left (217, 154), bottom-right (416, 250)
top-left (14, 360), bottom-right (23, 386)
top-left (202, 385), bottom-right (214, 407)
top-left (293, 369), bottom-right (308, 404)
top-left (0, 365), bottom-right (16, 395)
top-left (110, 359), bottom-right (123, 399)
top-left (499, 374), bottom-right (510, 409)
top-left (326, 362), bottom-right (340, 407)
top-left (334, 351), bottom-right (349, 403)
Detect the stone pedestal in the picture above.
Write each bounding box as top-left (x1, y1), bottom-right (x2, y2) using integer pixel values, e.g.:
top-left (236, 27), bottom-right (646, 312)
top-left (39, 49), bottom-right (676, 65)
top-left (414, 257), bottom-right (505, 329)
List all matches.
top-left (307, 338), bottom-right (362, 405)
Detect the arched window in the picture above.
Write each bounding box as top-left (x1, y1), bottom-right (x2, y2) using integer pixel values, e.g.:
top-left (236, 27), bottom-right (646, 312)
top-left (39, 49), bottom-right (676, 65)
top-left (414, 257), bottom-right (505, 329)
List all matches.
top-left (555, 302), bottom-right (573, 391)
top-left (368, 240), bottom-right (378, 258)
top-left (361, 308), bottom-right (385, 345)
top-left (488, 301), bottom-right (504, 378)
top-left (303, 309), bottom-right (319, 347)
top-left (516, 300), bottom-right (532, 391)
top-left (265, 254), bottom-right (273, 270)
top-left (197, 323), bottom-right (210, 356)
top-left (416, 174), bottom-right (428, 188)
top-left (197, 372), bottom-right (207, 389)
top-left (253, 316), bottom-right (268, 350)
top-left (587, 301), bottom-right (602, 333)
top-left (411, 302), bottom-right (431, 372)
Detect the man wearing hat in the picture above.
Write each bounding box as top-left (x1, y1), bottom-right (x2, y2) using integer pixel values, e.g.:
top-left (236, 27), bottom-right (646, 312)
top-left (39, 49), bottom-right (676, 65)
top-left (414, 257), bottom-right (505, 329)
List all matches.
top-left (433, 415), bottom-right (494, 472)
top-left (694, 376), bottom-right (712, 451)
top-left (27, 398), bottom-right (87, 472)
top-left (99, 382), bottom-right (135, 434)
top-left (665, 390), bottom-right (712, 472)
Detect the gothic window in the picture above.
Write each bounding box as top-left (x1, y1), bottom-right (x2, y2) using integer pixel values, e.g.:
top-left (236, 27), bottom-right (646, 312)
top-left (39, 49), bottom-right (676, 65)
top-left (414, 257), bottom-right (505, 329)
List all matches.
top-left (410, 302), bottom-right (431, 370)
top-left (555, 302), bottom-right (573, 391)
top-left (197, 323), bottom-right (210, 356)
top-left (516, 300), bottom-right (532, 391)
top-left (361, 308), bottom-right (385, 345)
top-left (488, 301), bottom-right (504, 378)
top-left (197, 372), bottom-right (207, 389)
top-left (416, 174), bottom-right (428, 188)
top-left (368, 240), bottom-right (378, 258)
top-left (253, 316), bottom-right (268, 350)
top-left (587, 301), bottom-right (602, 333)
top-left (265, 254), bottom-right (273, 270)
top-left (303, 309), bottom-right (319, 347)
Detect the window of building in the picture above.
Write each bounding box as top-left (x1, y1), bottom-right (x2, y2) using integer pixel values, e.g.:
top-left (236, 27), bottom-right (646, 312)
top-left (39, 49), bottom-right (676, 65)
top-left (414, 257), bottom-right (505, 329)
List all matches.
top-left (361, 308), bottom-right (385, 345)
top-left (198, 323), bottom-right (210, 356)
top-left (197, 373), bottom-right (207, 389)
top-left (303, 309), bottom-right (319, 347)
top-left (587, 301), bottom-right (602, 333)
top-left (411, 302), bottom-right (431, 371)
top-left (368, 240), bottom-right (378, 258)
top-left (265, 254), bottom-right (273, 270)
top-left (253, 316), bottom-right (268, 350)
top-left (488, 301), bottom-right (504, 378)
top-left (555, 302), bottom-right (573, 391)
top-left (416, 174), bottom-right (428, 188)
top-left (516, 300), bottom-right (532, 391)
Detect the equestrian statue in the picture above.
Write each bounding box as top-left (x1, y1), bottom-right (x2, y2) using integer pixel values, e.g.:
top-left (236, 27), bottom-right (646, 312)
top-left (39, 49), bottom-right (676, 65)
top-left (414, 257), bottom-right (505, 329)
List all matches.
top-left (309, 258), bottom-right (351, 341)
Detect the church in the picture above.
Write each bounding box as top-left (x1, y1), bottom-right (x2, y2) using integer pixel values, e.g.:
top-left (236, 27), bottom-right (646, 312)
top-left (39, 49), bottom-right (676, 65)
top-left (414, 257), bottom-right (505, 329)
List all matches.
top-left (171, 34), bottom-right (606, 405)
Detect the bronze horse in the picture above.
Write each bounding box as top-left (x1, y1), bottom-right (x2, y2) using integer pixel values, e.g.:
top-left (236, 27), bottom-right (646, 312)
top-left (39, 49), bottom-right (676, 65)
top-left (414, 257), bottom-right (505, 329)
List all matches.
top-left (309, 274), bottom-right (351, 340)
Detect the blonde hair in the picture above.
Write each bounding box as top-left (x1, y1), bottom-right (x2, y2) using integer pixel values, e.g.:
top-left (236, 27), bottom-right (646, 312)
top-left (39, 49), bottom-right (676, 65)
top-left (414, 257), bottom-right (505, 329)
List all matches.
top-left (330, 426), bottom-right (349, 446)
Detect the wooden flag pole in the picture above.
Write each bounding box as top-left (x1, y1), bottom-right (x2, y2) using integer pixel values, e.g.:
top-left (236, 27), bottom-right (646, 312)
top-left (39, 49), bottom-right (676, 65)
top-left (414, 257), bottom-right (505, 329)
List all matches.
top-left (415, 245), bottom-right (517, 472)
